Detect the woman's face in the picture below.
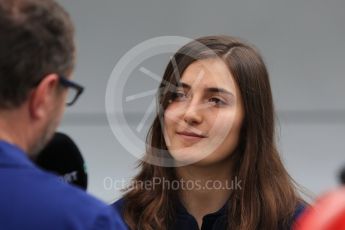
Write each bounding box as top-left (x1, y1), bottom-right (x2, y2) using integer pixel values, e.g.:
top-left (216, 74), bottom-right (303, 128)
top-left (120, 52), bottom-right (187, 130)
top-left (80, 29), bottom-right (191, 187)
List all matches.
top-left (163, 58), bottom-right (244, 166)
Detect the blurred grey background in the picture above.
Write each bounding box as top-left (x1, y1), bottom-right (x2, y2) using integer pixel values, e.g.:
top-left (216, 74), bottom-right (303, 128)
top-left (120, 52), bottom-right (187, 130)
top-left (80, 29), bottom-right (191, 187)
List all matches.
top-left (56, 0), bottom-right (344, 203)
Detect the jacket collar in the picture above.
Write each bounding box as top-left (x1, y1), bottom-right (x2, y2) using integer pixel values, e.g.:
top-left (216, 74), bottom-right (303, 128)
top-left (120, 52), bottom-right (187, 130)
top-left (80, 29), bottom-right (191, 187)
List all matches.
top-left (0, 140), bottom-right (34, 168)
top-left (174, 198), bottom-right (228, 229)
top-left (176, 198), bottom-right (228, 217)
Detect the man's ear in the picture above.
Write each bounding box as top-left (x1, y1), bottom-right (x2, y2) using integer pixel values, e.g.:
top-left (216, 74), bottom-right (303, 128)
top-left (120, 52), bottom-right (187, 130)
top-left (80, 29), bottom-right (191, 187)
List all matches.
top-left (28, 74), bottom-right (60, 119)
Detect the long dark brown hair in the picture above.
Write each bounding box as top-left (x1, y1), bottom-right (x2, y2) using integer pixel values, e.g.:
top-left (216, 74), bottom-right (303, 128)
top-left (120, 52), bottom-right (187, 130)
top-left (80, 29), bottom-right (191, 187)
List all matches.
top-left (122, 35), bottom-right (302, 230)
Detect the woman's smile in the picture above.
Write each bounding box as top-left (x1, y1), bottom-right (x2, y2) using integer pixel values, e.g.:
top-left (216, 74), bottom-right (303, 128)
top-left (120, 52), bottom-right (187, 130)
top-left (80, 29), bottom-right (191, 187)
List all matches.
top-left (176, 130), bottom-right (207, 143)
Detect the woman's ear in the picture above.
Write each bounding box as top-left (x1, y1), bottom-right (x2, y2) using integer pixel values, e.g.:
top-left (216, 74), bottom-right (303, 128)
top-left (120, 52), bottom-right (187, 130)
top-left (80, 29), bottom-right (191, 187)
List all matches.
top-left (28, 74), bottom-right (60, 120)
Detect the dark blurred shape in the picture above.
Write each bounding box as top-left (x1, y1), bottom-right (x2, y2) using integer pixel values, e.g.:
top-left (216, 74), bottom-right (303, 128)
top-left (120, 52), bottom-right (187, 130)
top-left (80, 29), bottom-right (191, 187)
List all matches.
top-left (35, 132), bottom-right (88, 190)
top-left (340, 166), bottom-right (345, 185)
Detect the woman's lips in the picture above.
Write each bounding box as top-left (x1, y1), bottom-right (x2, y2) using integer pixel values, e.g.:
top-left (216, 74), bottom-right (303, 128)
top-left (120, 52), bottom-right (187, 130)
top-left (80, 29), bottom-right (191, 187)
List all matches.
top-left (176, 131), bottom-right (206, 142)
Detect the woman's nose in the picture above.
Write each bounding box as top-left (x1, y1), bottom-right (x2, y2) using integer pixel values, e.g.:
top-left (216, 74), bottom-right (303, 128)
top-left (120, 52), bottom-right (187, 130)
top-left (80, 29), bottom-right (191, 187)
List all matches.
top-left (182, 100), bottom-right (203, 125)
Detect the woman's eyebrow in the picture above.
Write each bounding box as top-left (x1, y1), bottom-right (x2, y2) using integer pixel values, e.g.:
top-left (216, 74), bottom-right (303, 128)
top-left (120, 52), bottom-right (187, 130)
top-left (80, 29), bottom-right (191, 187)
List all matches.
top-left (206, 87), bottom-right (234, 97)
top-left (178, 82), bottom-right (234, 97)
top-left (177, 82), bottom-right (191, 90)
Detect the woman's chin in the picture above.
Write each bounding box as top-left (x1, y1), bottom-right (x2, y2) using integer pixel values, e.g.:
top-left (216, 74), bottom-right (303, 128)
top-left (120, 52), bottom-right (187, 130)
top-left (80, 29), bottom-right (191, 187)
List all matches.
top-left (170, 147), bottom-right (216, 166)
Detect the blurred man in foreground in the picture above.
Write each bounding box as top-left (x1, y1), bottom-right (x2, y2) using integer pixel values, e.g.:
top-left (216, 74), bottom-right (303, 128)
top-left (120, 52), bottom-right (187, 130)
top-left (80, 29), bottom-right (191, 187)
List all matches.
top-left (0, 0), bottom-right (124, 229)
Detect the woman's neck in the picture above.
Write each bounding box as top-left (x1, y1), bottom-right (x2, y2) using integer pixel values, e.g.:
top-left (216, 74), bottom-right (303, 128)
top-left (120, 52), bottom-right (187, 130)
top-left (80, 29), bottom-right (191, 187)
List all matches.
top-left (176, 160), bottom-right (234, 229)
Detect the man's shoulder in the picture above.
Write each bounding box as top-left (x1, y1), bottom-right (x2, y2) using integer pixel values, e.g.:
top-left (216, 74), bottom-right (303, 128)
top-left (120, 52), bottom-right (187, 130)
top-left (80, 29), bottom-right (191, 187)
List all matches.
top-left (28, 168), bottom-right (109, 217)
top-left (112, 197), bottom-right (125, 212)
top-left (0, 165), bottom-right (117, 230)
top-left (111, 198), bottom-right (129, 229)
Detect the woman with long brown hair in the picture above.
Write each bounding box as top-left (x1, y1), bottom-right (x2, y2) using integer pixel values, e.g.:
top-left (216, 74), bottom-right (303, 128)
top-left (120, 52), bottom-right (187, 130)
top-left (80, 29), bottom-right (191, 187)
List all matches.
top-left (112, 35), bottom-right (305, 230)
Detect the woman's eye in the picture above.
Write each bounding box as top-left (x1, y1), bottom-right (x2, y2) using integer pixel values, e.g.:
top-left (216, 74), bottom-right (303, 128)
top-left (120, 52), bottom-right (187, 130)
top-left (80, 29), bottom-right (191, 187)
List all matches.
top-left (208, 97), bottom-right (226, 106)
top-left (171, 92), bottom-right (187, 101)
